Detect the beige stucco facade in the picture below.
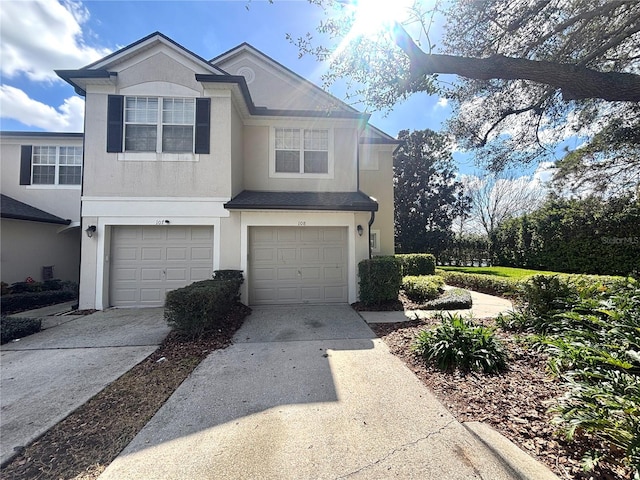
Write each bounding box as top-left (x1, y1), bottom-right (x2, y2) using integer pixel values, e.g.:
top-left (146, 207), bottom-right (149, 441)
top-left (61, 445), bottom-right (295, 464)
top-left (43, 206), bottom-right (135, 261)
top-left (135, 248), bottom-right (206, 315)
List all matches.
top-left (0, 133), bottom-right (83, 283)
top-left (54, 33), bottom-right (396, 309)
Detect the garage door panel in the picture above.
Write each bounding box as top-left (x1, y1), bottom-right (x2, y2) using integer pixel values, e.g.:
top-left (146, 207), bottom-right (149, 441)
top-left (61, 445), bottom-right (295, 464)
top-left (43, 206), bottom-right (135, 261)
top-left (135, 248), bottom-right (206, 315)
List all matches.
top-left (323, 247), bottom-right (344, 262)
top-left (277, 267), bottom-right (298, 281)
top-left (141, 248), bottom-right (162, 261)
top-left (278, 248), bottom-right (297, 262)
top-left (115, 247), bottom-right (138, 261)
top-left (140, 288), bottom-right (162, 302)
top-left (191, 247), bottom-right (212, 260)
top-left (249, 226), bottom-right (348, 305)
top-left (141, 227), bottom-right (165, 240)
top-left (253, 267), bottom-right (275, 281)
top-left (324, 266), bottom-right (345, 281)
top-left (301, 266), bottom-right (321, 280)
top-left (277, 228), bottom-right (297, 242)
top-left (166, 247), bottom-right (187, 261)
top-left (166, 228), bottom-right (188, 240)
top-left (301, 247), bottom-right (320, 262)
top-left (253, 248), bottom-right (275, 262)
top-left (141, 268), bottom-right (163, 281)
top-left (190, 227), bottom-right (213, 240)
top-left (110, 226), bottom-right (214, 307)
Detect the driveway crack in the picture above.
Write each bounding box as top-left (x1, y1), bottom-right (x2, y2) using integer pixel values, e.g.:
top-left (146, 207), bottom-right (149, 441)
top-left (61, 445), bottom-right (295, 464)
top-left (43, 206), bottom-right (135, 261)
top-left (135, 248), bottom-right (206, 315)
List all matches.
top-left (335, 419), bottom-right (457, 479)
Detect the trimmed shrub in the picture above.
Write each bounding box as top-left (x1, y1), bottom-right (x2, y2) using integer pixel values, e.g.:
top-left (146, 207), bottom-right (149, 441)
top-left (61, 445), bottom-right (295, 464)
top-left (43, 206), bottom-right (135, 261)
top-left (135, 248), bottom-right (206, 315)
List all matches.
top-left (438, 270), bottom-right (520, 296)
top-left (1, 316), bottom-right (42, 344)
top-left (402, 275), bottom-right (444, 302)
top-left (0, 290), bottom-right (77, 315)
top-left (396, 254), bottom-right (436, 276)
top-left (413, 313), bottom-right (508, 374)
top-left (164, 274), bottom-right (244, 339)
top-left (358, 257), bottom-right (402, 306)
top-left (422, 288), bottom-right (472, 310)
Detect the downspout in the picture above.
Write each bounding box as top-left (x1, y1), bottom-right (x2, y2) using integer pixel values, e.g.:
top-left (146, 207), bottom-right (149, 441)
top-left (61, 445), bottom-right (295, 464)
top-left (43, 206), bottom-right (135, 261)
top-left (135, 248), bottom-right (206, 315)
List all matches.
top-left (368, 211), bottom-right (375, 259)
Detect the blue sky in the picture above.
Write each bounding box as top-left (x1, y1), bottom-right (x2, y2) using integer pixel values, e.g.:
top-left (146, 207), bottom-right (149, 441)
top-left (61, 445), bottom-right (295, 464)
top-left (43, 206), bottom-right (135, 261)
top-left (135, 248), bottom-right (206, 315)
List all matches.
top-left (0, 1), bottom-right (449, 134)
top-left (1, 0), bottom-right (556, 180)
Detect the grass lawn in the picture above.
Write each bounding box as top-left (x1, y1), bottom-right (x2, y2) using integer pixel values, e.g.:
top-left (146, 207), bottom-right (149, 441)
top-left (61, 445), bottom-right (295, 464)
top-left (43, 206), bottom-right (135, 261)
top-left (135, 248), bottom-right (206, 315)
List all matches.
top-left (439, 266), bottom-right (560, 279)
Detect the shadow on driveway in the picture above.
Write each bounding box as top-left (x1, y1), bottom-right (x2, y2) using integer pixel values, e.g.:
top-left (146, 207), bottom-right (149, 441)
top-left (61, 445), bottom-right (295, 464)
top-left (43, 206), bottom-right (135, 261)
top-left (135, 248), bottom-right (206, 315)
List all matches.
top-left (99, 305), bottom-right (516, 480)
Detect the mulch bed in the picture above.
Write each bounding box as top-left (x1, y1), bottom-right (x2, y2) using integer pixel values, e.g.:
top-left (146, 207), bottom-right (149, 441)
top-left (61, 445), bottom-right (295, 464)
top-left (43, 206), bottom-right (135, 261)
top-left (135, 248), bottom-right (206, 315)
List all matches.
top-left (1, 304), bottom-right (251, 480)
top-left (370, 314), bottom-right (632, 480)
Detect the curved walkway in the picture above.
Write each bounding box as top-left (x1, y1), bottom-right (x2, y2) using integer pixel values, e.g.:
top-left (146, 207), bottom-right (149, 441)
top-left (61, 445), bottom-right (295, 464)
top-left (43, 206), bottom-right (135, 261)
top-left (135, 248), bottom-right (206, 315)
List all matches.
top-left (358, 289), bottom-right (514, 324)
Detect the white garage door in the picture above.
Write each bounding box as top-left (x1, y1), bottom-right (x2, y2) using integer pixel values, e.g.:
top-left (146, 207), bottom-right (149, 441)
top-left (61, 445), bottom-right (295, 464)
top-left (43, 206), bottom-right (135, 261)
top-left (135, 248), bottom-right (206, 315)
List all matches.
top-left (249, 226), bottom-right (348, 305)
top-left (110, 226), bottom-right (214, 307)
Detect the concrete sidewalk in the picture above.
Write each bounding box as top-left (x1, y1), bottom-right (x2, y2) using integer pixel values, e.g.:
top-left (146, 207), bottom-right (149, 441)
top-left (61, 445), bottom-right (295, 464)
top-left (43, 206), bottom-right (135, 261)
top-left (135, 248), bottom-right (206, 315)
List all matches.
top-left (99, 305), bottom-right (556, 480)
top-left (359, 289), bottom-right (514, 324)
top-left (0, 308), bottom-right (170, 465)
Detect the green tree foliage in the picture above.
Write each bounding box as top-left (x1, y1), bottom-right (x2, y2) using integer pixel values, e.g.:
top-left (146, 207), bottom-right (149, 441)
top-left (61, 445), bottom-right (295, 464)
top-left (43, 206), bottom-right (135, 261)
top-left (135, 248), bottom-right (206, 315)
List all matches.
top-left (291, 0), bottom-right (640, 177)
top-left (393, 129), bottom-right (469, 256)
top-left (492, 195), bottom-right (640, 276)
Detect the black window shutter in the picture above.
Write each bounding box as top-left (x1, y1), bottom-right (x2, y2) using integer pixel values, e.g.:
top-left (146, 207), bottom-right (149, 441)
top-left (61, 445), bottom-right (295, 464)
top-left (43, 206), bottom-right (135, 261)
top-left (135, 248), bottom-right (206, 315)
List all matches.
top-left (20, 145), bottom-right (33, 185)
top-left (195, 97), bottom-right (211, 154)
top-left (107, 95), bottom-right (124, 152)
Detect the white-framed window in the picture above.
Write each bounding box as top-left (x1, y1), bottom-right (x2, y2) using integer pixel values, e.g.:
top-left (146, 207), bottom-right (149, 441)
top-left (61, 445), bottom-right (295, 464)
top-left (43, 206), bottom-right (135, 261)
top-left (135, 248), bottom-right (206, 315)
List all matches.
top-left (124, 96), bottom-right (195, 153)
top-left (32, 146), bottom-right (82, 185)
top-left (370, 229), bottom-right (381, 253)
top-left (274, 128), bottom-right (329, 174)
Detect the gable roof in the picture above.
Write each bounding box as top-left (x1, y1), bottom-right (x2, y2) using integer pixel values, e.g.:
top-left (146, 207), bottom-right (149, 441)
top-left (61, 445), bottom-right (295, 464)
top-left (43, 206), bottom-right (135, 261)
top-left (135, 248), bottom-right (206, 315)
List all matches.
top-left (212, 42), bottom-right (358, 114)
top-left (1, 195), bottom-right (71, 225)
top-left (56, 32), bottom-right (224, 95)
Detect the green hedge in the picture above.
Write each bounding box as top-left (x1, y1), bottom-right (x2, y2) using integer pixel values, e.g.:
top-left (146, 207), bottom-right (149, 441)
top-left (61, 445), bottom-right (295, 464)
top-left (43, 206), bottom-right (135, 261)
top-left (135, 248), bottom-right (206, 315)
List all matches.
top-left (395, 254), bottom-right (436, 276)
top-left (0, 290), bottom-right (77, 315)
top-left (402, 275), bottom-right (444, 302)
top-left (164, 271), bottom-right (244, 338)
top-left (358, 257), bottom-right (402, 306)
top-left (1, 316), bottom-right (42, 344)
top-left (422, 288), bottom-right (472, 310)
top-left (437, 270), bottom-right (520, 297)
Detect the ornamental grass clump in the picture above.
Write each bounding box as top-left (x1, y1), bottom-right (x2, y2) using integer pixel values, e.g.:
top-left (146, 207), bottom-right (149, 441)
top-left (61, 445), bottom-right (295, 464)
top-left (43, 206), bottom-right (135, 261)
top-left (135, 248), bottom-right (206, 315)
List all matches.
top-left (412, 313), bottom-right (508, 374)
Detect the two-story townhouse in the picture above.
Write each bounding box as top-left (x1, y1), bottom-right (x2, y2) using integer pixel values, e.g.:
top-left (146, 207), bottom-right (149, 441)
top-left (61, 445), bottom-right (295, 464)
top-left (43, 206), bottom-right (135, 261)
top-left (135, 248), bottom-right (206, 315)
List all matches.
top-left (56, 32), bottom-right (397, 310)
top-left (0, 132), bottom-right (83, 284)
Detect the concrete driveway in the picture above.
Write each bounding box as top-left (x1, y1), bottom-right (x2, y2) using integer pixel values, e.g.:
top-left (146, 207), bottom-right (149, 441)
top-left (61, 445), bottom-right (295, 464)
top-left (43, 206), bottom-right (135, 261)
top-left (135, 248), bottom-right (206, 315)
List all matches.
top-left (99, 305), bottom-right (522, 480)
top-left (0, 308), bottom-right (170, 466)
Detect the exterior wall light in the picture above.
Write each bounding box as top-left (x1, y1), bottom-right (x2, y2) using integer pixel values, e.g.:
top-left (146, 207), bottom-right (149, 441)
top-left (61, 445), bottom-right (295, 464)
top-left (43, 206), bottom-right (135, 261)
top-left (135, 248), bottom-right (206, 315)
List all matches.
top-left (357, 225), bottom-right (364, 236)
top-left (85, 225), bottom-right (97, 238)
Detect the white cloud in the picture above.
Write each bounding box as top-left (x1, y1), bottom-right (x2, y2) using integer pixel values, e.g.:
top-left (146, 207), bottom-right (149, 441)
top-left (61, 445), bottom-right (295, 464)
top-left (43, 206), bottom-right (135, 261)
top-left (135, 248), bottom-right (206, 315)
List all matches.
top-left (435, 97), bottom-right (448, 109)
top-left (0, 85), bottom-right (84, 131)
top-left (0, 0), bottom-right (110, 82)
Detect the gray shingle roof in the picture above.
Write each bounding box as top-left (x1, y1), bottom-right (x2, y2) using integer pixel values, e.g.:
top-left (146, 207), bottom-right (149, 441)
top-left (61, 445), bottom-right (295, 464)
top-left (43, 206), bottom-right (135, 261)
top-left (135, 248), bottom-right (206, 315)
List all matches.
top-left (224, 190), bottom-right (378, 212)
top-left (0, 195), bottom-right (71, 225)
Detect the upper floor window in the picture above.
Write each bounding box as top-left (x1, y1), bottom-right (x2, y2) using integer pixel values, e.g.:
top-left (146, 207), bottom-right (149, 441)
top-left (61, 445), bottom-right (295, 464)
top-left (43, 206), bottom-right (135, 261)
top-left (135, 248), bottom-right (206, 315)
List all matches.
top-left (275, 128), bottom-right (329, 174)
top-left (124, 97), bottom-right (195, 153)
top-left (32, 146), bottom-right (82, 185)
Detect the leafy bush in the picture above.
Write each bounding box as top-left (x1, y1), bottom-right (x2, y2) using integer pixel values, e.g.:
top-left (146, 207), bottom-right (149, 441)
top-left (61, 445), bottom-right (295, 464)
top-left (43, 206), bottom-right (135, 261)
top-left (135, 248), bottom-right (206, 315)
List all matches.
top-left (438, 270), bottom-right (520, 296)
top-left (395, 254), bottom-right (436, 276)
top-left (514, 278), bottom-right (640, 475)
top-left (1, 316), bottom-right (42, 344)
top-left (358, 257), bottom-right (402, 306)
top-left (402, 275), bottom-right (444, 302)
top-left (412, 314), bottom-right (508, 374)
top-left (422, 288), bottom-right (472, 310)
top-left (0, 290), bottom-right (77, 315)
top-left (165, 273), bottom-right (244, 339)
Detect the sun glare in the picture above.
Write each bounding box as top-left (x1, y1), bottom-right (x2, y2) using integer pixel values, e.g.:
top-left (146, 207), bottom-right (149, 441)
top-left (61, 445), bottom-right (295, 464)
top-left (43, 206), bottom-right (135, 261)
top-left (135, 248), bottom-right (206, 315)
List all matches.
top-left (347, 0), bottom-right (415, 38)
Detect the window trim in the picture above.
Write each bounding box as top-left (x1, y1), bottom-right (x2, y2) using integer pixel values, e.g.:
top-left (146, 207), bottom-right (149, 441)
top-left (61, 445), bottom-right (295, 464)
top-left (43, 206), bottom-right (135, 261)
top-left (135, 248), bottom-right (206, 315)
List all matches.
top-left (29, 145), bottom-right (82, 188)
top-left (370, 229), bottom-right (381, 254)
top-left (123, 96), bottom-right (195, 154)
top-left (269, 126), bottom-right (334, 179)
